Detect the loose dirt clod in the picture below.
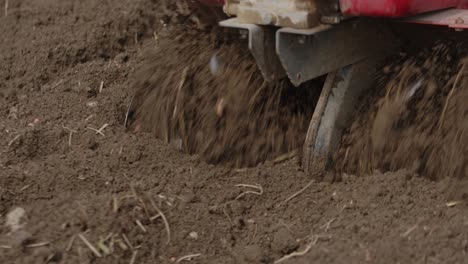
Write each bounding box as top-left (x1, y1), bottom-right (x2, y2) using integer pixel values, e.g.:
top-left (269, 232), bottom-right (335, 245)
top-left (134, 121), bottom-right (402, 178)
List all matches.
top-left (5, 207), bottom-right (26, 233)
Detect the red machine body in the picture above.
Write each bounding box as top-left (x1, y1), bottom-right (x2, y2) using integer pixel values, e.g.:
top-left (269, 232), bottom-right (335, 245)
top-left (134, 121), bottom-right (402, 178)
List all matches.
top-left (200, 0), bottom-right (468, 16)
top-left (200, 0), bottom-right (468, 29)
top-left (340, 0), bottom-right (468, 17)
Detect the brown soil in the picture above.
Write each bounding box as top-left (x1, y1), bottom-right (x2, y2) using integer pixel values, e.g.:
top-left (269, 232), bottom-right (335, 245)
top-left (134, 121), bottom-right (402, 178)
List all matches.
top-left (129, 26), bottom-right (321, 167)
top-left (336, 43), bottom-right (468, 189)
top-left (1, 1), bottom-right (468, 264)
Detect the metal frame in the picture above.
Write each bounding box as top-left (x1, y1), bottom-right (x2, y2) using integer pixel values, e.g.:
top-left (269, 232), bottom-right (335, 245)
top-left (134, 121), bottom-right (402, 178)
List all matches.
top-left (220, 18), bottom-right (392, 86)
top-left (220, 18), bottom-right (286, 82)
top-left (223, 0), bottom-right (319, 29)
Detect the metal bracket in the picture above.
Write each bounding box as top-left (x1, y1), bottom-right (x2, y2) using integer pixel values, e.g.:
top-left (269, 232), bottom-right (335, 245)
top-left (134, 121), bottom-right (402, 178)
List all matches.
top-left (303, 59), bottom-right (382, 177)
top-left (219, 18), bottom-right (286, 82)
top-left (276, 19), bottom-right (391, 86)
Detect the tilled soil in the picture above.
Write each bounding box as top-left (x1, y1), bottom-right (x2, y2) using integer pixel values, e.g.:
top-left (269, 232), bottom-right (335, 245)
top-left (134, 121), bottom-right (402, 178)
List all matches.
top-left (129, 27), bottom-right (321, 167)
top-left (1, 1), bottom-right (468, 264)
top-left (336, 42), bottom-right (468, 197)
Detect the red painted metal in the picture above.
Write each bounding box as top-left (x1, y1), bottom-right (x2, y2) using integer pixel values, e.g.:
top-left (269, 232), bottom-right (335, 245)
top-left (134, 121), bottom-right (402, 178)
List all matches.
top-left (197, 0), bottom-right (224, 6)
top-left (340, 0), bottom-right (468, 17)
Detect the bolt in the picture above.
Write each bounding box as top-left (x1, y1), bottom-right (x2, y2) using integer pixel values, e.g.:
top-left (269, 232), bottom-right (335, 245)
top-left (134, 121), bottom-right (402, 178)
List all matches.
top-left (298, 36), bottom-right (306, 44)
top-left (239, 29), bottom-right (248, 39)
top-left (455, 17), bottom-right (464, 24)
top-left (263, 13), bottom-right (275, 25)
top-left (331, 2), bottom-right (340, 12)
top-left (296, 72), bottom-right (302, 81)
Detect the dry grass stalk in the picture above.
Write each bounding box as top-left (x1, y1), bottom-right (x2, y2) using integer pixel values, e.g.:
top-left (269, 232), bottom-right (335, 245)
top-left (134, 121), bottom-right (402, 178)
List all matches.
top-left (116, 237), bottom-right (129, 251)
top-left (122, 233), bottom-right (133, 251)
top-left (7, 135), bottom-right (20, 146)
top-left (62, 125), bottom-right (77, 146)
top-left (66, 235), bottom-right (76, 252)
top-left (4, 0), bottom-right (8, 17)
top-left (235, 184), bottom-right (263, 200)
top-left (52, 79), bottom-right (64, 88)
top-left (149, 196), bottom-right (171, 245)
top-left (176, 253), bottom-right (201, 262)
top-left (130, 250), bottom-right (138, 264)
top-left (20, 185), bottom-right (31, 191)
top-left (78, 234), bottom-right (102, 258)
top-left (130, 184), bottom-right (151, 219)
top-left (135, 219), bottom-right (147, 233)
top-left (438, 63), bottom-right (466, 130)
top-left (222, 205), bottom-right (233, 226)
top-left (150, 214), bottom-right (161, 221)
top-left (25, 241), bottom-right (50, 248)
top-left (446, 201), bottom-right (463, 207)
top-left (401, 224), bottom-right (418, 237)
top-left (248, 223), bottom-right (258, 245)
top-left (86, 127), bottom-right (105, 136)
top-left (319, 218), bottom-right (336, 232)
top-left (272, 149), bottom-right (299, 164)
top-left (172, 67), bottom-right (189, 134)
top-left (281, 179), bottom-right (315, 205)
top-left (99, 81), bottom-right (104, 93)
top-left (113, 195), bottom-right (119, 213)
top-left (274, 235), bottom-right (320, 264)
top-left (97, 123), bottom-right (109, 134)
top-left (124, 95), bottom-right (135, 128)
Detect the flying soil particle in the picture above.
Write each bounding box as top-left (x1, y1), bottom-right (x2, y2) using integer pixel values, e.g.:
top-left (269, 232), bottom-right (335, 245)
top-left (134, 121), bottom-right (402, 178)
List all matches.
top-left (336, 42), bottom-right (467, 183)
top-left (129, 26), bottom-right (321, 167)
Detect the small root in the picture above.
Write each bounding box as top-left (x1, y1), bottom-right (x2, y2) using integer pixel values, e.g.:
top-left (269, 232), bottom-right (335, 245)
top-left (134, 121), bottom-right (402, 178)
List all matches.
top-left (274, 235), bottom-right (320, 264)
top-left (176, 253), bottom-right (201, 262)
top-left (148, 195), bottom-right (171, 245)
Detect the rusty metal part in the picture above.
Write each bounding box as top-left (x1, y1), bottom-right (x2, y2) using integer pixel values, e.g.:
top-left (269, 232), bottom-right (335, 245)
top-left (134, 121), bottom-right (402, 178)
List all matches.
top-left (303, 59), bottom-right (383, 178)
top-left (276, 19), bottom-right (392, 86)
top-left (224, 0), bottom-right (320, 29)
top-left (220, 18), bottom-right (286, 82)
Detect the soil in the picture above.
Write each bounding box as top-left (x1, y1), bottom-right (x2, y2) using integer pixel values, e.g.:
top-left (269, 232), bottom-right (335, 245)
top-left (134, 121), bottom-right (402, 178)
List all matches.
top-left (336, 43), bottom-right (468, 189)
top-left (1, 1), bottom-right (468, 264)
top-left (128, 26), bottom-right (321, 167)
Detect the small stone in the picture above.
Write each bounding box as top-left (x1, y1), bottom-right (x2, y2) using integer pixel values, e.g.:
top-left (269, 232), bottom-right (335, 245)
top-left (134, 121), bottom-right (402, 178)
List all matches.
top-left (115, 53), bottom-right (129, 64)
top-left (6, 207), bottom-right (26, 232)
top-left (86, 101), bottom-right (98, 108)
top-left (242, 245), bottom-right (264, 262)
top-left (9, 230), bottom-right (32, 248)
top-left (270, 228), bottom-right (298, 254)
top-left (189, 231), bottom-right (198, 240)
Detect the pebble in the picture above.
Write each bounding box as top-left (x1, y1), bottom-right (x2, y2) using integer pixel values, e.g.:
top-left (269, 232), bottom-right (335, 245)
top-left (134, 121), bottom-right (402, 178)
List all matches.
top-left (189, 231), bottom-right (198, 240)
top-left (6, 207), bottom-right (26, 232)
